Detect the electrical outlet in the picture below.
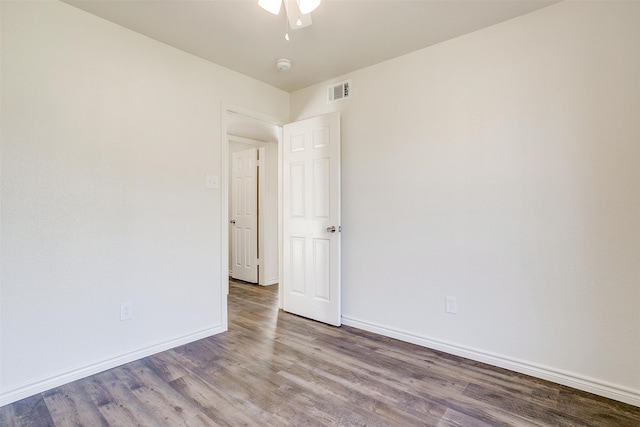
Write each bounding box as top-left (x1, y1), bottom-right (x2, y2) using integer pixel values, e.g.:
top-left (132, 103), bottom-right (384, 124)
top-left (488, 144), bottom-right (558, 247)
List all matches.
top-left (120, 302), bottom-right (132, 321)
top-left (445, 296), bottom-right (457, 314)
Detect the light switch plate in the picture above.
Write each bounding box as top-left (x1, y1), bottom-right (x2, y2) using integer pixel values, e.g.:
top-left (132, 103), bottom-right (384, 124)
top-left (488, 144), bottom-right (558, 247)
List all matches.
top-left (205, 175), bottom-right (219, 189)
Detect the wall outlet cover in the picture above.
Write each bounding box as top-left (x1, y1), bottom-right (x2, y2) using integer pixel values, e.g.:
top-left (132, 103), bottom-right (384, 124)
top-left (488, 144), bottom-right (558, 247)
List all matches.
top-left (445, 296), bottom-right (457, 314)
top-left (120, 302), bottom-right (132, 321)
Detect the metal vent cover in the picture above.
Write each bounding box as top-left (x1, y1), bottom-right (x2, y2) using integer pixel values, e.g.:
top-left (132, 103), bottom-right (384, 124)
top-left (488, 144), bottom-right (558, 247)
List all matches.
top-left (327, 80), bottom-right (351, 103)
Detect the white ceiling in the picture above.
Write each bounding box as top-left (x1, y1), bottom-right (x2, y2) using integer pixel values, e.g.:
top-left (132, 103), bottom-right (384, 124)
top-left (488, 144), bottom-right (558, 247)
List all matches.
top-left (63, 0), bottom-right (560, 93)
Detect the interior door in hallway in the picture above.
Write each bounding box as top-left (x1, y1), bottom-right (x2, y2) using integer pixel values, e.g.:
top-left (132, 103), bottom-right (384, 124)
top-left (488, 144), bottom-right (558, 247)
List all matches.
top-left (231, 147), bottom-right (258, 283)
top-left (282, 112), bottom-right (341, 326)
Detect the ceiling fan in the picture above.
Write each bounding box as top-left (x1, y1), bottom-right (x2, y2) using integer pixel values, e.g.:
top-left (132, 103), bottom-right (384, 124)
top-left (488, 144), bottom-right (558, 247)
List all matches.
top-left (259, 0), bottom-right (321, 34)
top-left (258, 0), bottom-right (321, 15)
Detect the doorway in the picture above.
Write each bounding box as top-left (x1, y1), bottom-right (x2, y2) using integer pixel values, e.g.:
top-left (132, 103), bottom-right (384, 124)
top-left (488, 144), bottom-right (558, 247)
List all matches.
top-left (224, 108), bottom-right (281, 289)
top-left (221, 106), bottom-right (342, 327)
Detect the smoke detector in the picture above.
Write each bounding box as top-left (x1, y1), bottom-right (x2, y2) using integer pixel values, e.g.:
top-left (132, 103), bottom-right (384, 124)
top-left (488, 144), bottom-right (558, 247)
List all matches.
top-left (276, 58), bottom-right (292, 71)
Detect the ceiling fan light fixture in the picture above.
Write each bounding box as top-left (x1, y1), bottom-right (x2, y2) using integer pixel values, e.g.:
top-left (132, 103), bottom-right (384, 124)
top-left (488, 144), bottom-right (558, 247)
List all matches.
top-left (296, 0), bottom-right (321, 15)
top-left (258, 0), bottom-right (282, 15)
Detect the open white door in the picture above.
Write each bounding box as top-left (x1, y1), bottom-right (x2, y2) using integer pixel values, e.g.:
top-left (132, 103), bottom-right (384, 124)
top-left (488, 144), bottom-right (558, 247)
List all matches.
top-left (231, 147), bottom-right (258, 283)
top-left (282, 113), bottom-right (341, 326)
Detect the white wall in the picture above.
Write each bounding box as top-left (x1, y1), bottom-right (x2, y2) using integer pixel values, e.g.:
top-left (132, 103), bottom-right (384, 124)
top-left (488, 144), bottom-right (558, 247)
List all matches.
top-left (291, 1), bottom-right (640, 405)
top-left (0, 0), bottom-right (288, 405)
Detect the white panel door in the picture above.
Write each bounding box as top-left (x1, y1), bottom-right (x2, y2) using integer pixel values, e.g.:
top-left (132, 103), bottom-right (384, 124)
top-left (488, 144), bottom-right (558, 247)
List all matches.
top-left (231, 148), bottom-right (258, 283)
top-left (283, 113), bottom-right (341, 326)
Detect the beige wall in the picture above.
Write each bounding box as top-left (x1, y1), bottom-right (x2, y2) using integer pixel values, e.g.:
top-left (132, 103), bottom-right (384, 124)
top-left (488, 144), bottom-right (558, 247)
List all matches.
top-left (291, 1), bottom-right (640, 404)
top-left (0, 0), bottom-right (288, 405)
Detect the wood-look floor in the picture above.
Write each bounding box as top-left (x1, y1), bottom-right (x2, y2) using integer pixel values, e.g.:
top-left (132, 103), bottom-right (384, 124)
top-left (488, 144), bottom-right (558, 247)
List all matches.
top-left (2, 280), bottom-right (639, 426)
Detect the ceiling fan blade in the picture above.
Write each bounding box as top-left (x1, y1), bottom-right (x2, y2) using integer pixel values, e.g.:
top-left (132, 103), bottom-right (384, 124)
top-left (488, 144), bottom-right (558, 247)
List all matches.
top-left (297, 0), bottom-right (321, 15)
top-left (258, 0), bottom-right (282, 15)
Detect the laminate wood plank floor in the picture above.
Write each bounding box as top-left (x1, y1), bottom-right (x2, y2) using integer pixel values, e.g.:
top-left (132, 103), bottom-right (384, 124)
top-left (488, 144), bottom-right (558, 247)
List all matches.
top-left (2, 279), bottom-right (639, 426)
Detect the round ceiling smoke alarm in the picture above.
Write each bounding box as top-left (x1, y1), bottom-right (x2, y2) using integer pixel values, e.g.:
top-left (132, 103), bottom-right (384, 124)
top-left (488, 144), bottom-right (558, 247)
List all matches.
top-left (276, 58), bottom-right (291, 71)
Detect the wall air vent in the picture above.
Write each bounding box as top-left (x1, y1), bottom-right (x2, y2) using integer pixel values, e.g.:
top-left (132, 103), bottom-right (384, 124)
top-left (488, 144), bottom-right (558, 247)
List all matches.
top-left (327, 80), bottom-right (351, 103)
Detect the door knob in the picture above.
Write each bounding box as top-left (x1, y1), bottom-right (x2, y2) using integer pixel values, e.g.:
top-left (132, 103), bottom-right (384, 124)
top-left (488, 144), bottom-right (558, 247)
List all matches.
top-left (230, 220), bottom-right (236, 224)
top-left (326, 226), bottom-right (336, 233)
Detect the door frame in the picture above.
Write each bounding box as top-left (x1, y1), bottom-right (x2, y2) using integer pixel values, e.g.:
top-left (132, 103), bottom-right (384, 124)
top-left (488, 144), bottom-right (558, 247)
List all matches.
top-left (221, 103), bottom-right (285, 330)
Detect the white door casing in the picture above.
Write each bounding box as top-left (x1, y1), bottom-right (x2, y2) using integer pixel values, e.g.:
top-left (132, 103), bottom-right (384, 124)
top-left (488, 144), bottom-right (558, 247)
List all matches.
top-left (231, 147), bottom-right (258, 283)
top-left (282, 113), bottom-right (341, 326)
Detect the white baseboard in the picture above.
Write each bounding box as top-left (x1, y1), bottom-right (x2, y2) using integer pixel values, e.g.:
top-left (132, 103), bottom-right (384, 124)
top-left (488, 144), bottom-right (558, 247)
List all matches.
top-left (0, 324), bottom-right (226, 407)
top-left (263, 276), bottom-right (279, 286)
top-left (341, 315), bottom-right (640, 407)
